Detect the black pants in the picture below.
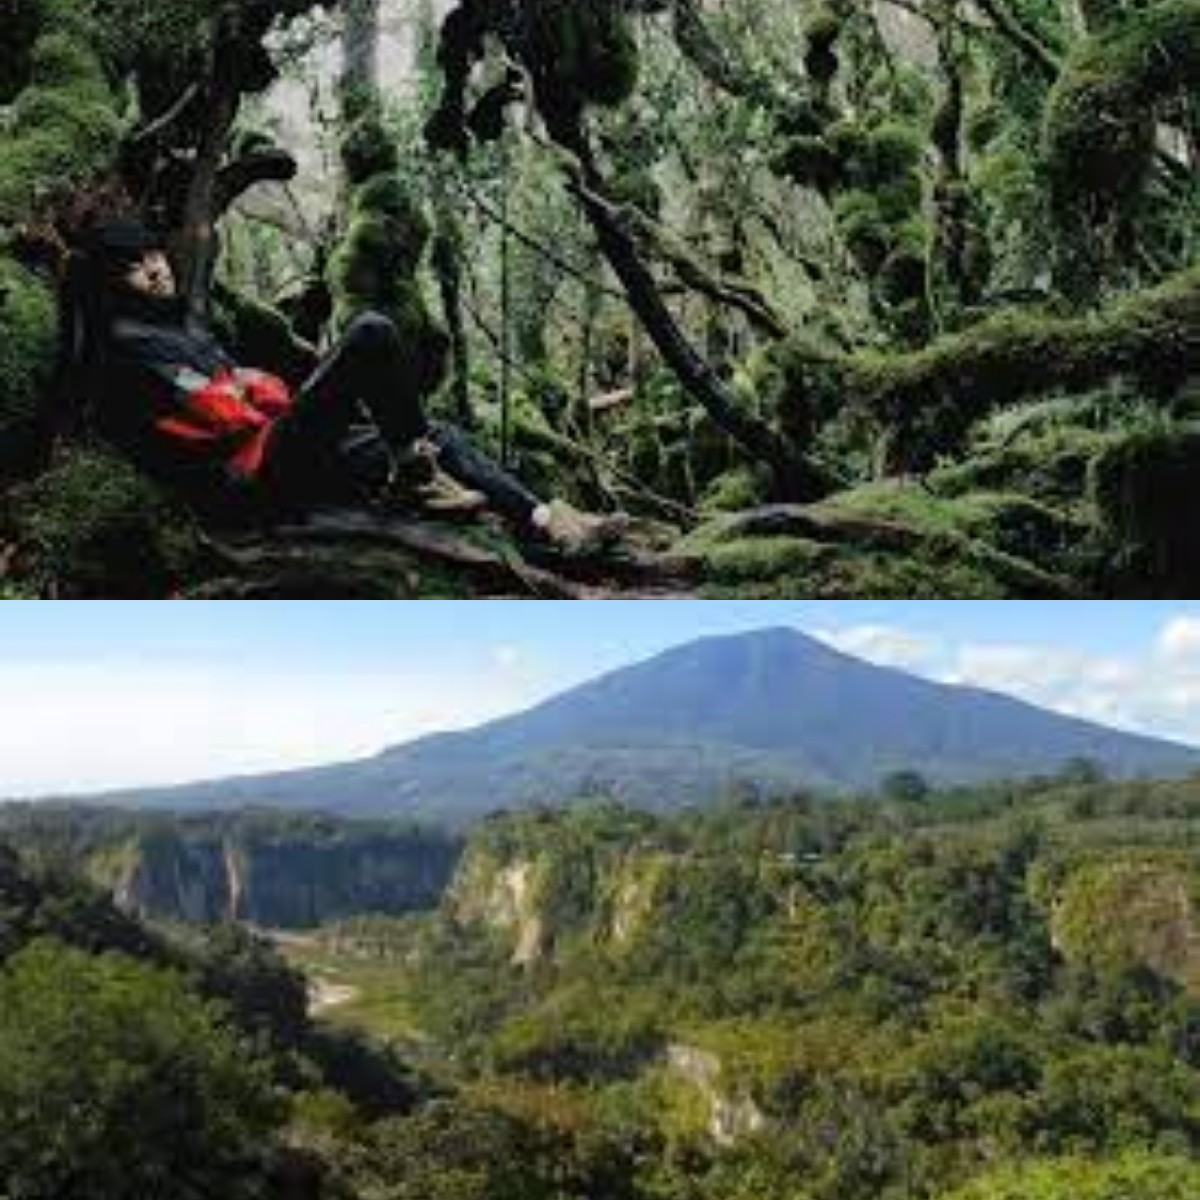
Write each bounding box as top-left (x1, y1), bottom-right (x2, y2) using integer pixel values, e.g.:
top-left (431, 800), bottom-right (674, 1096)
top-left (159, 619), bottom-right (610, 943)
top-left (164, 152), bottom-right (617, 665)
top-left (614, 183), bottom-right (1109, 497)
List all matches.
top-left (260, 313), bottom-right (542, 523)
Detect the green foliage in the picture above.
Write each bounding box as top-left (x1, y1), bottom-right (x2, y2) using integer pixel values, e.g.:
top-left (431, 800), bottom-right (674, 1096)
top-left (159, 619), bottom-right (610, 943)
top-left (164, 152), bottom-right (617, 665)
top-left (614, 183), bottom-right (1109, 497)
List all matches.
top-left (1045, 2), bottom-right (1200, 298)
top-left (0, 256), bottom-right (58, 429)
top-left (937, 1153), bottom-right (1200, 1200)
top-left (769, 267), bottom-right (1200, 473)
top-left (341, 112), bottom-right (401, 187)
top-left (0, 940), bottom-right (283, 1200)
top-left (346, 781), bottom-right (1200, 1200)
top-left (0, 7), bottom-right (121, 224)
top-left (0, 842), bottom-right (165, 965)
top-left (1089, 424), bottom-right (1200, 593)
top-left (334, 1096), bottom-right (641, 1200)
top-left (9, 447), bottom-right (205, 597)
top-left (1052, 856), bottom-right (1200, 985)
top-left (327, 112), bottom-right (451, 411)
top-left (526, 0), bottom-right (641, 118)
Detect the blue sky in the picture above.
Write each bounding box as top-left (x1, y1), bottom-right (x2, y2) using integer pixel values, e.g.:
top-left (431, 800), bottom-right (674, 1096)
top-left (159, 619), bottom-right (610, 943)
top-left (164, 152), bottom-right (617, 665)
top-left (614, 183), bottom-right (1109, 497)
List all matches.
top-left (2, 601), bottom-right (1199, 794)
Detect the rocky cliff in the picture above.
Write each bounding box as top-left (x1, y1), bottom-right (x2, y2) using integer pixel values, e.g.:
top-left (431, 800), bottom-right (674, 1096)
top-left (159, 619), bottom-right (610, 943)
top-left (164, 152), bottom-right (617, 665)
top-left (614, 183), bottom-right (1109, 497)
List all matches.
top-left (0, 805), bottom-right (462, 929)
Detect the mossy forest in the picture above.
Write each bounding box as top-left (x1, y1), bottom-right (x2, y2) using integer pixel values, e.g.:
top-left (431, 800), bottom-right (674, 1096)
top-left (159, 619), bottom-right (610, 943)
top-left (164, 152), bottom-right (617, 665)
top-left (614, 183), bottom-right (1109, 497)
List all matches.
top-left (0, 0), bottom-right (1198, 597)
top-left (5, 772), bottom-right (1200, 1199)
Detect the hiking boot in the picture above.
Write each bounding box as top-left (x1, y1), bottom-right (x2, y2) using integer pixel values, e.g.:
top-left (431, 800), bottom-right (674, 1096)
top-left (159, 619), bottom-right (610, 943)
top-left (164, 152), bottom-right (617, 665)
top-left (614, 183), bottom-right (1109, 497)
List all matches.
top-left (391, 441), bottom-right (438, 491)
top-left (532, 500), bottom-right (627, 557)
top-left (415, 467), bottom-right (488, 518)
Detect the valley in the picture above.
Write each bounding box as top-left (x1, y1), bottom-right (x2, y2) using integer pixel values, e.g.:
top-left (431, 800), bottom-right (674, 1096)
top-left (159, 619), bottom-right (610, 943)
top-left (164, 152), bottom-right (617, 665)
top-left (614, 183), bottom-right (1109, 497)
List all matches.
top-left (6, 622), bottom-right (1200, 1200)
top-left (6, 766), bottom-right (1200, 1199)
top-left (247, 772), bottom-right (1200, 1200)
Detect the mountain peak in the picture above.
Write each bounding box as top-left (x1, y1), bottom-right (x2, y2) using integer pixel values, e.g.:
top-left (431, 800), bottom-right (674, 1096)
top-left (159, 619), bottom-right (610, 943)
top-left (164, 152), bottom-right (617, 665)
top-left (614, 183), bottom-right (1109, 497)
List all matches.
top-left (92, 627), bottom-right (1200, 824)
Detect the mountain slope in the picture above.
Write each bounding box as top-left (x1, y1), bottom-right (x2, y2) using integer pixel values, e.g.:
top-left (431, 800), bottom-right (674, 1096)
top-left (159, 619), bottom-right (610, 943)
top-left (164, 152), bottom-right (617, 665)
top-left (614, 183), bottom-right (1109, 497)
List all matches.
top-left (70, 628), bottom-right (1200, 821)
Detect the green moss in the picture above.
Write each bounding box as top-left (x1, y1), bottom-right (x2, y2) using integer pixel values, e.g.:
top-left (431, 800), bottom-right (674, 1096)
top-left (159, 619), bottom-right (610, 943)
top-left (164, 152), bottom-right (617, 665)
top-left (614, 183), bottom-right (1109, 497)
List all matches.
top-left (340, 113), bottom-right (400, 188)
top-left (0, 257), bottom-right (58, 429)
top-left (328, 166), bottom-right (448, 404)
top-left (1089, 423), bottom-right (1200, 593)
top-left (26, 31), bottom-right (108, 92)
top-left (1045, 2), bottom-right (1200, 296)
top-left (11, 447), bottom-right (205, 598)
top-left (929, 426), bottom-right (1116, 512)
top-left (856, 122), bottom-right (925, 190)
top-left (804, 5), bottom-right (843, 86)
top-left (780, 114), bottom-right (930, 336)
top-left (817, 481), bottom-right (1086, 567)
top-left (527, 0), bottom-right (640, 119)
top-left (211, 286), bottom-right (315, 384)
top-left (771, 267), bottom-right (1200, 465)
top-left (0, 10), bottom-right (122, 224)
top-left (705, 536), bottom-right (832, 585)
top-left (681, 478), bottom-right (1082, 598)
top-left (698, 467), bottom-right (768, 514)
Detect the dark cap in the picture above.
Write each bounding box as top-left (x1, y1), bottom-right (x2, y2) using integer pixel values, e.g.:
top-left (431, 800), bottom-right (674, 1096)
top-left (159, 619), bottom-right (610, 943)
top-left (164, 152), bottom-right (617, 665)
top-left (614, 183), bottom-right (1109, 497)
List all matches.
top-left (83, 220), bottom-right (168, 276)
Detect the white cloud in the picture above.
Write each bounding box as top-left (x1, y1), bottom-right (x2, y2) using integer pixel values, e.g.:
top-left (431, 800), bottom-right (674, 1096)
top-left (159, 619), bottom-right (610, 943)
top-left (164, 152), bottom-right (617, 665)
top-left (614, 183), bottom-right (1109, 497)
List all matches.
top-left (491, 644), bottom-right (524, 670)
top-left (818, 612), bottom-right (1200, 749)
top-left (815, 624), bottom-right (940, 671)
top-left (0, 658), bottom-right (550, 797)
top-left (1158, 616), bottom-right (1200, 662)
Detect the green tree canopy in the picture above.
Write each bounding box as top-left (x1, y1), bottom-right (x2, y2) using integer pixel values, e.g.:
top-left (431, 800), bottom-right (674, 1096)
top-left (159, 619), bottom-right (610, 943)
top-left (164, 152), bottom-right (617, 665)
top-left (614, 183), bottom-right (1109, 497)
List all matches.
top-left (0, 939), bottom-right (284, 1200)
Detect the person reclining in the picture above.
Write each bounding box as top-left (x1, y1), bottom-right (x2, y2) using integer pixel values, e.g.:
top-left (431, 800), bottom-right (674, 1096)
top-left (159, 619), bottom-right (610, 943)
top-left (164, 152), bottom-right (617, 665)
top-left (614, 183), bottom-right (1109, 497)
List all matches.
top-left (70, 219), bottom-right (616, 552)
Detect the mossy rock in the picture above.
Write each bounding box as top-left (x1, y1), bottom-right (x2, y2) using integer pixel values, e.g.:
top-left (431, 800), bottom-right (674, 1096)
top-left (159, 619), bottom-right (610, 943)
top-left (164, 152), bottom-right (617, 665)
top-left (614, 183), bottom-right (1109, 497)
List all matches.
top-left (929, 426), bottom-right (1117, 512)
top-left (821, 480), bottom-right (1089, 568)
top-left (698, 467), bottom-right (769, 514)
top-left (9, 447), bottom-right (206, 598)
top-left (680, 482), bottom-right (1084, 598)
top-left (0, 257), bottom-right (58, 430)
top-left (1089, 424), bottom-right (1200, 593)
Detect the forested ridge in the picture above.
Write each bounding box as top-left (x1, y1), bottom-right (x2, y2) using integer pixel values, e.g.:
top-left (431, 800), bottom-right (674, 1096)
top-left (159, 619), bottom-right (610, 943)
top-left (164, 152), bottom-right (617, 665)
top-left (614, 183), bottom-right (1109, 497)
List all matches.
top-left (6, 771), bottom-right (1200, 1198)
top-left (0, 0), bottom-right (1198, 596)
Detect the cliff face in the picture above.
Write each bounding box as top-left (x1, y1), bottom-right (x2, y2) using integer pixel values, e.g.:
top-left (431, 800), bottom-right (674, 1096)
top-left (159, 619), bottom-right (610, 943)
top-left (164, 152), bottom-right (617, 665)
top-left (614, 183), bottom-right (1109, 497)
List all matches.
top-left (107, 825), bottom-right (462, 928)
top-left (0, 805), bottom-right (463, 930)
top-left (441, 806), bottom-right (767, 967)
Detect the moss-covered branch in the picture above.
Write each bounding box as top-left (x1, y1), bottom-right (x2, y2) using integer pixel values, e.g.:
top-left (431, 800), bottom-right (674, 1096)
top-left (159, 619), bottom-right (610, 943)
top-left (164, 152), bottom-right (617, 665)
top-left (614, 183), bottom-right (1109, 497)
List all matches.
top-left (772, 267), bottom-right (1200, 461)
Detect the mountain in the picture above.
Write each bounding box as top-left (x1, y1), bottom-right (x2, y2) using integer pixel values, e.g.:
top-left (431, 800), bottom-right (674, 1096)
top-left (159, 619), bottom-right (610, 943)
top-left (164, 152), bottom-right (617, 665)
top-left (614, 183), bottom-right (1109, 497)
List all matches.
top-left (61, 628), bottom-right (1200, 822)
